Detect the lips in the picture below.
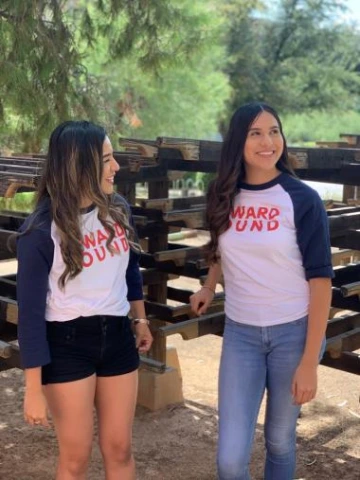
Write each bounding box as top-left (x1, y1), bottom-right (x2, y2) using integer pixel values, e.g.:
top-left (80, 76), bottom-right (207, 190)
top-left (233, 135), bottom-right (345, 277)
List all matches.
top-left (257, 151), bottom-right (276, 157)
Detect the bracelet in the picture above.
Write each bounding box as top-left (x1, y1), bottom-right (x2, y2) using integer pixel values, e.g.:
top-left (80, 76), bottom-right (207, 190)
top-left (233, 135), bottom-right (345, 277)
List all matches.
top-left (133, 318), bottom-right (150, 326)
top-left (201, 285), bottom-right (215, 294)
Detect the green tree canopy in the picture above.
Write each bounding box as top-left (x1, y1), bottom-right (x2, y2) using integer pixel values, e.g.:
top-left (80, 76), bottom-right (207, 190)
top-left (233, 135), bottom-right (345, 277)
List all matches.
top-left (220, 0), bottom-right (360, 129)
top-left (1, 0), bottom-right (359, 150)
top-left (0, 0), bottom-right (227, 150)
top-left (78, 0), bottom-right (230, 141)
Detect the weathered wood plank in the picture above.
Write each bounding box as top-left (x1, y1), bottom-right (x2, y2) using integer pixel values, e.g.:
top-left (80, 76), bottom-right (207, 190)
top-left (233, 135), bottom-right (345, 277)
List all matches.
top-left (340, 282), bottom-right (360, 297)
top-left (0, 342), bottom-right (20, 371)
top-left (330, 230), bottom-right (360, 250)
top-left (158, 138), bottom-right (200, 161)
top-left (154, 246), bottom-right (202, 265)
top-left (333, 263), bottom-right (360, 286)
top-left (118, 138), bottom-right (158, 158)
top-left (163, 210), bottom-right (205, 229)
top-left (138, 196), bottom-right (206, 212)
top-left (0, 278), bottom-right (16, 299)
top-left (339, 133), bottom-right (360, 146)
top-left (326, 313), bottom-right (360, 337)
top-left (158, 312), bottom-right (225, 340)
top-left (144, 297), bottom-right (224, 322)
top-left (0, 339), bottom-right (13, 358)
top-left (139, 253), bottom-right (208, 278)
top-left (332, 287), bottom-right (360, 311)
top-left (328, 213), bottom-right (360, 232)
top-left (0, 296), bottom-right (18, 325)
top-left (114, 166), bottom-right (167, 183)
top-left (331, 249), bottom-right (360, 266)
top-left (321, 351), bottom-right (360, 375)
top-left (327, 206), bottom-right (360, 216)
top-left (316, 141), bottom-right (353, 148)
top-left (145, 178), bottom-right (170, 363)
top-left (325, 328), bottom-right (360, 357)
top-left (166, 286), bottom-right (193, 304)
top-left (141, 269), bottom-right (178, 285)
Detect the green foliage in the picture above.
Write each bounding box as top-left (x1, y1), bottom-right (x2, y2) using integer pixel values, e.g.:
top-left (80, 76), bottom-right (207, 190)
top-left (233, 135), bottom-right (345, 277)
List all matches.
top-left (74, 0), bottom-right (214, 71)
top-left (1, 0), bottom-right (359, 153)
top-left (111, 52), bottom-right (229, 141)
top-left (79, 0), bottom-right (230, 142)
top-left (0, 0), bottom-right (227, 151)
top-left (220, 0), bottom-right (360, 126)
top-left (0, 0), bottom-right (90, 151)
top-left (196, 172), bottom-right (216, 192)
top-left (0, 191), bottom-right (35, 213)
top-left (282, 110), bottom-right (360, 145)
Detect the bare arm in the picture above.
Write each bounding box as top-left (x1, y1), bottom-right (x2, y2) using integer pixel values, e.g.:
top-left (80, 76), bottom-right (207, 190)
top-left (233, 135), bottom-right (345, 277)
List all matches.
top-left (129, 299), bottom-right (147, 320)
top-left (129, 299), bottom-right (153, 353)
top-left (203, 262), bottom-right (222, 292)
top-left (190, 262), bottom-right (222, 316)
top-left (302, 277), bottom-right (332, 364)
top-left (292, 277), bottom-right (332, 405)
top-left (24, 367), bottom-right (49, 427)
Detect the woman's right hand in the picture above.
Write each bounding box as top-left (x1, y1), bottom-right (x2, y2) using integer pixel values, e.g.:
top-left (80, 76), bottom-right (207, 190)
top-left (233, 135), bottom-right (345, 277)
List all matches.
top-left (24, 389), bottom-right (50, 427)
top-left (190, 287), bottom-right (215, 316)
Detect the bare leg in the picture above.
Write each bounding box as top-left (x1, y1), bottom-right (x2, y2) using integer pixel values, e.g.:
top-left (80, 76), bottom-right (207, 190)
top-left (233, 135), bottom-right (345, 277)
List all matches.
top-left (95, 371), bottom-right (138, 480)
top-left (44, 375), bottom-right (97, 480)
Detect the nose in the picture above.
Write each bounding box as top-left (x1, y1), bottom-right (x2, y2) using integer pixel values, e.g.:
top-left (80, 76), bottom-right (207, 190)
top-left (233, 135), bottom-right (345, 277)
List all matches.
top-left (112, 158), bottom-right (120, 172)
top-left (260, 133), bottom-right (274, 148)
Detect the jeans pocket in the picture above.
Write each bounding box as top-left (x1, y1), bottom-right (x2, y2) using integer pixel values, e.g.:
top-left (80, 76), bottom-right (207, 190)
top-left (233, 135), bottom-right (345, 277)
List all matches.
top-left (290, 315), bottom-right (308, 326)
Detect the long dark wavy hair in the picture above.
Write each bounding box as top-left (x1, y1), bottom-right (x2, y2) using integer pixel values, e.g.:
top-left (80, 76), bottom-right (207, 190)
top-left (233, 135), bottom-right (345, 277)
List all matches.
top-left (23, 120), bottom-right (139, 288)
top-left (206, 102), bottom-right (294, 263)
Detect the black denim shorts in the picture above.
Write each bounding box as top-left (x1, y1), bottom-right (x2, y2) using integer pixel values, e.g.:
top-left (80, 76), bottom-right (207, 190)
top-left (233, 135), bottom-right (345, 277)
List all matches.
top-left (42, 315), bottom-right (139, 385)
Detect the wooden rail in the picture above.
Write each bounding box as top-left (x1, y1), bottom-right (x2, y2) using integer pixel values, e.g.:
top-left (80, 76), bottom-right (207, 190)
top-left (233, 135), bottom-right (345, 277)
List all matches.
top-left (0, 135), bottom-right (359, 375)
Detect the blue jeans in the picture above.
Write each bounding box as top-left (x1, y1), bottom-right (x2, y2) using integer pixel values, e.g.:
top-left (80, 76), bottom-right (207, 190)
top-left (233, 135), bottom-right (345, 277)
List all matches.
top-left (217, 315), bottom-right (323, 480)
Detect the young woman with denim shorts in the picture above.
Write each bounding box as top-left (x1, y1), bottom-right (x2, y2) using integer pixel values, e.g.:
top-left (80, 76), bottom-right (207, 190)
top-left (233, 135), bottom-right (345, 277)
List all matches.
top-left (17, 121), bottom-right (152, 480)
top-left (190, 102), bottom-right (333, 480)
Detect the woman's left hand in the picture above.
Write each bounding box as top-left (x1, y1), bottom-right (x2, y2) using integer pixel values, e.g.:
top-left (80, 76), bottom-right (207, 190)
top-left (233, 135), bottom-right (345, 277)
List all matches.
top-left (291, 362), bottom-right (318, 405)
top-left (135, 324), bottom-right (153, 353)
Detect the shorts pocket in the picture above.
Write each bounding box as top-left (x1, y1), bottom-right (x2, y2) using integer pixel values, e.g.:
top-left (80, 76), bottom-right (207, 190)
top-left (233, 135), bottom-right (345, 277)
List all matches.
top-left (46, 322), bottom-right (76, 345)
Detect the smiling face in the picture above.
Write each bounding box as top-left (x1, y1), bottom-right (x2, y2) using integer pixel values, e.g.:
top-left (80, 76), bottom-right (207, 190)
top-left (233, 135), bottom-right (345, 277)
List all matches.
top-left (100, 136), bottom-right (120, 195)
top-left (243, 111), bottom-right (284, 183)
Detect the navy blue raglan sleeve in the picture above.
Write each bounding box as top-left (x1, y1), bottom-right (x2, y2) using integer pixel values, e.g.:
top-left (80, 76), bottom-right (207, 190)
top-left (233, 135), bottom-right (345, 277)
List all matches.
top-left (113, 194), bottom-right (143, 301)
top-left (17, 227), bottom-right (54, 368)
top-left (126, 208), bottom-right (143, 301)
top-left (282, 177), bottom-right (334, 280)
top-left (126, 247), bottom-right (143, 301)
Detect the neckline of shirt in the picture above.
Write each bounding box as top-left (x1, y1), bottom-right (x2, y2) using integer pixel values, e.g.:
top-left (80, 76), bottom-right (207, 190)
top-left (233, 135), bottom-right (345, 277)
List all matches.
top-left (80, 204), bottom-right (96, 215)
top-left (237, 172), bottom-right (286, 191)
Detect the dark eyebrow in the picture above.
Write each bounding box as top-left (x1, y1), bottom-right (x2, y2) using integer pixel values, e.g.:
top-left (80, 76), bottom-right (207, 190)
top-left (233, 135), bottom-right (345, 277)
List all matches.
top-left (102, 152), bottom-right (112, 160)
top-left (248, 125), bottom-right (279, 131)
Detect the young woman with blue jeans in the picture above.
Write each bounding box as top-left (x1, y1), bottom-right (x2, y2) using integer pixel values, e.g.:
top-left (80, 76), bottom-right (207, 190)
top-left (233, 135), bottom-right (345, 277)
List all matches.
top-left (190, 102), bottom-right (333, 480)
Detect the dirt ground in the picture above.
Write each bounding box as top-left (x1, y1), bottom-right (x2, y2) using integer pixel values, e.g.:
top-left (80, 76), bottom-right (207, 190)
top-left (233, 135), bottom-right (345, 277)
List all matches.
top-left (0, 337), bottom-right (359, 480)
top-left (0, 236), bottom-right (360, 480)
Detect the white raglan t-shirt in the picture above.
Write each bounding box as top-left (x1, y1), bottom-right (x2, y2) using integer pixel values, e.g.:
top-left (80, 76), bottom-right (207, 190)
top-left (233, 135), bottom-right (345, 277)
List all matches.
top-left (218, 173), bottom-right (333, 327)
top-left (46, 206), bottom-right (131, 321)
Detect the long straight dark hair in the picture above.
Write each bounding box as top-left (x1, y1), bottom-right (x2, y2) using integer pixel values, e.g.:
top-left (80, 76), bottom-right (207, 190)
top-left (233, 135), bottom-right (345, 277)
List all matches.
top-left (205, 102), bottom-right (294, 263)
top-left (26, 120), bottom-right (139, 287)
